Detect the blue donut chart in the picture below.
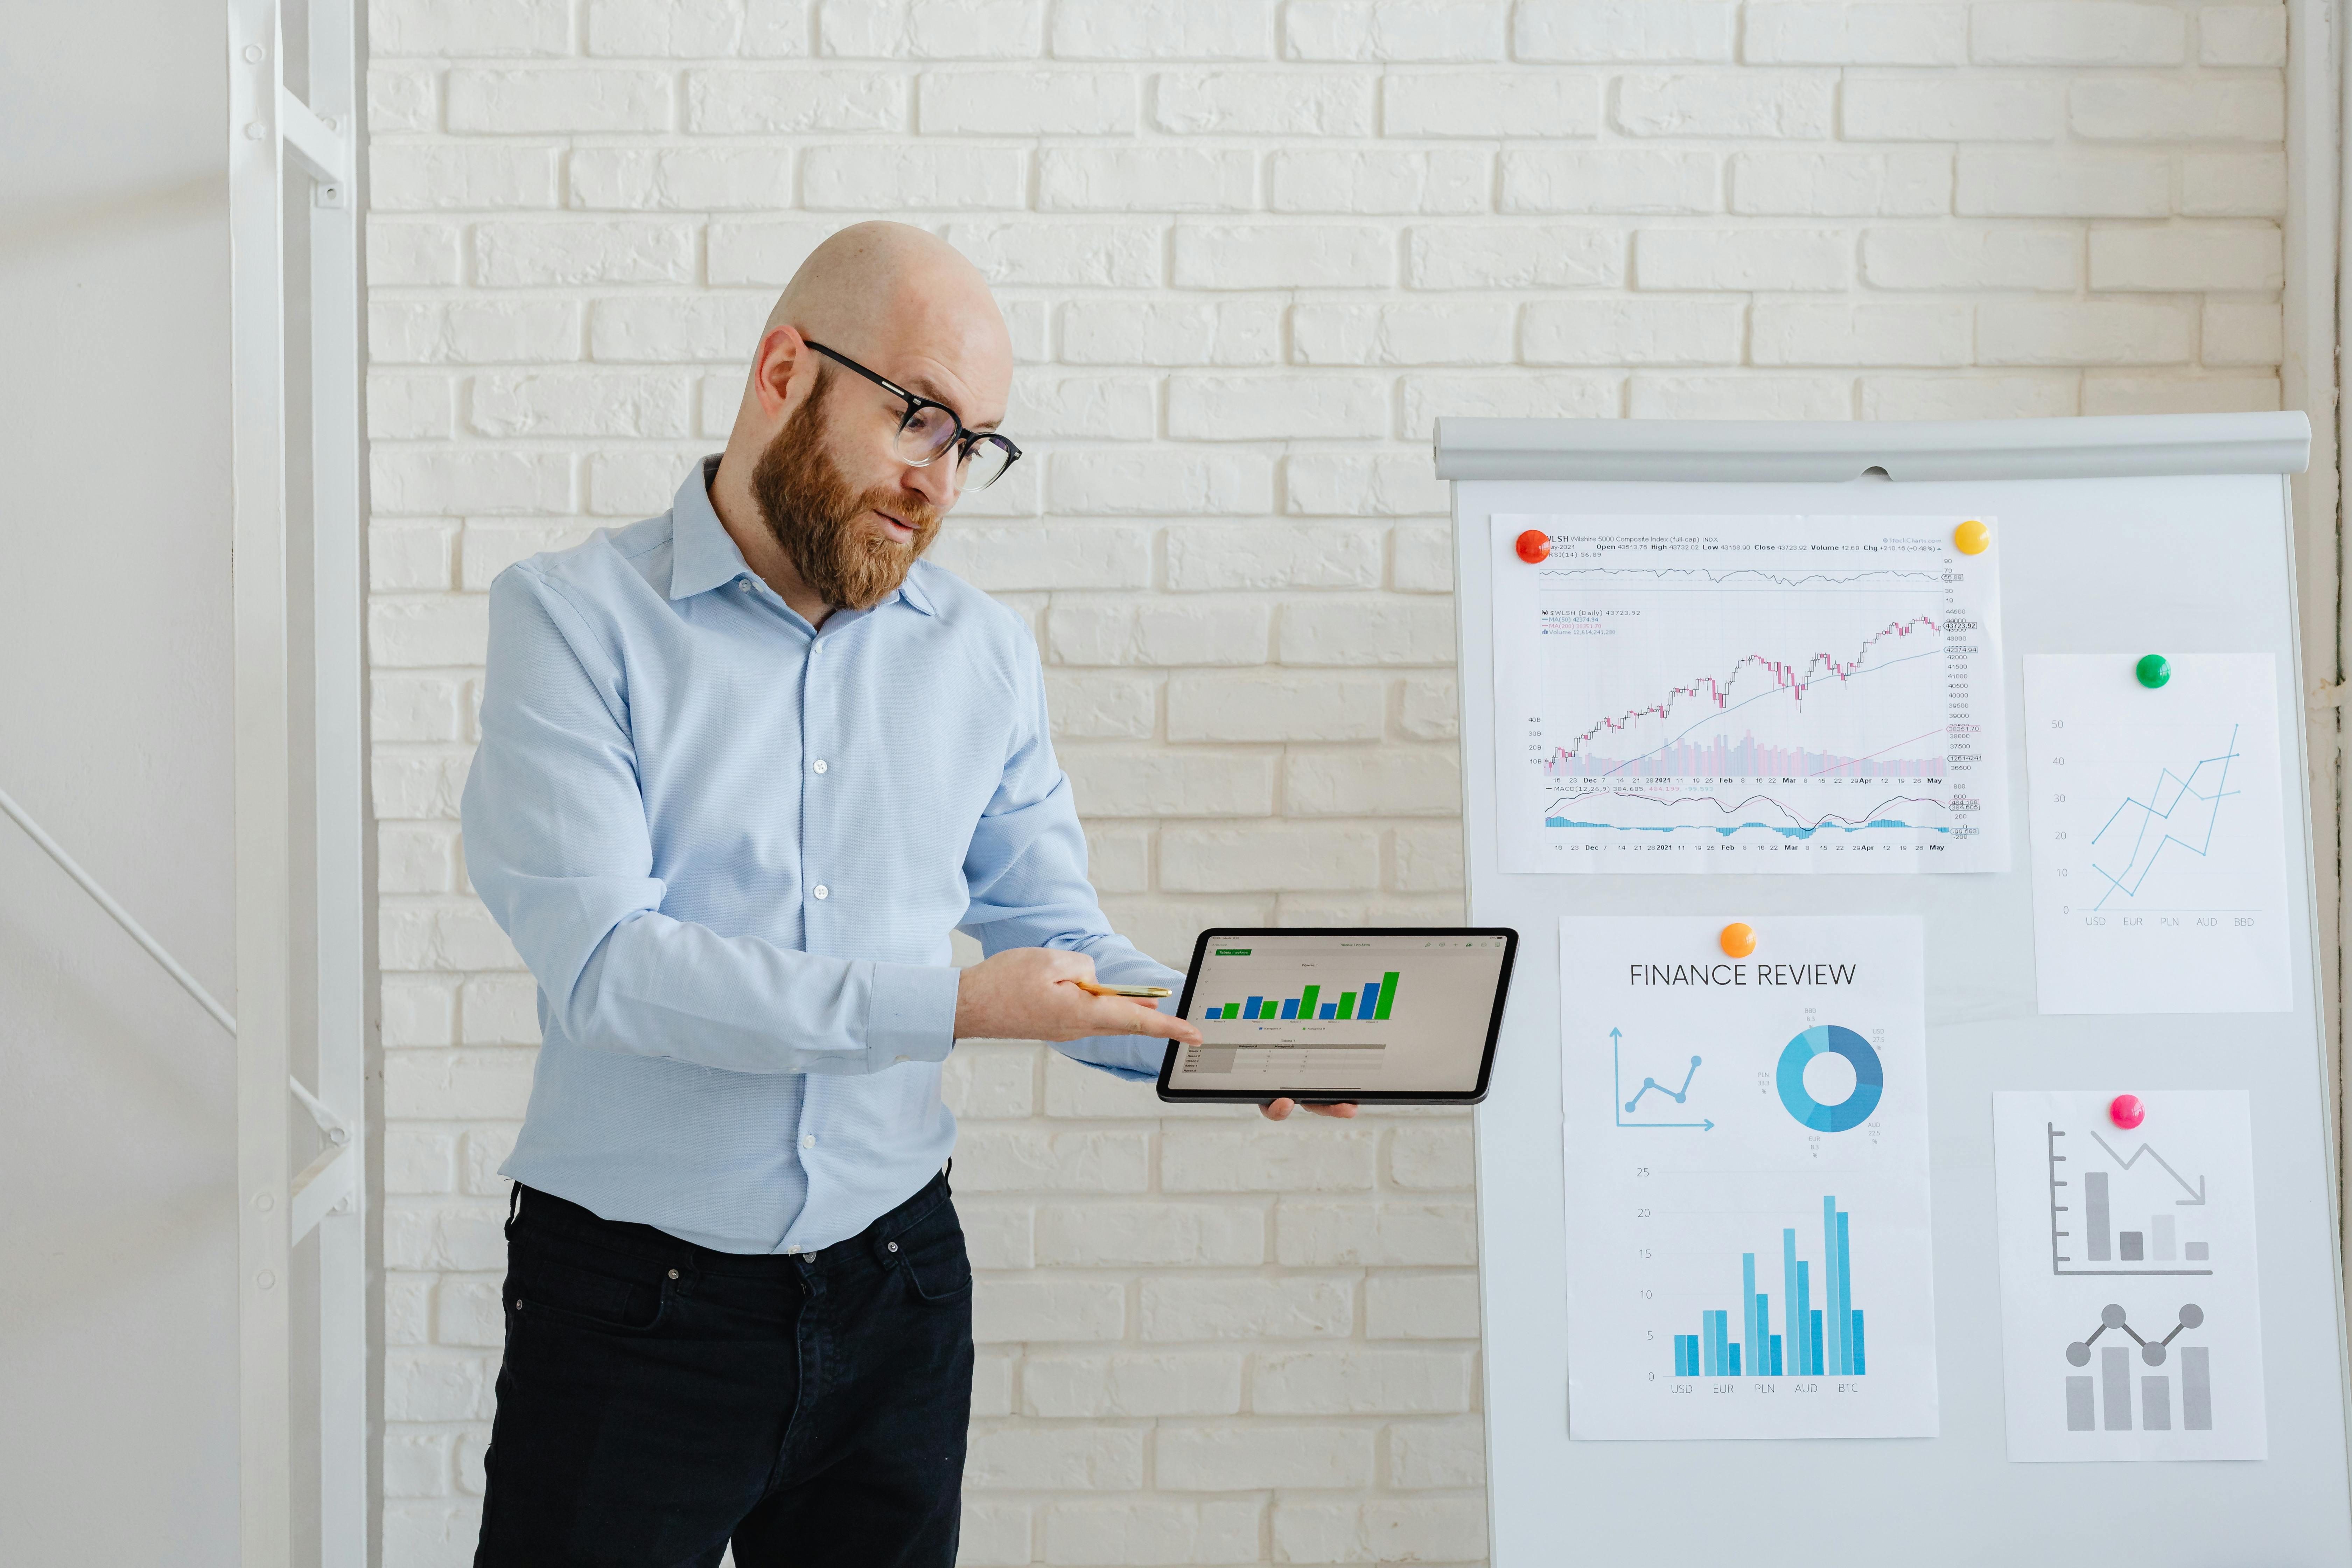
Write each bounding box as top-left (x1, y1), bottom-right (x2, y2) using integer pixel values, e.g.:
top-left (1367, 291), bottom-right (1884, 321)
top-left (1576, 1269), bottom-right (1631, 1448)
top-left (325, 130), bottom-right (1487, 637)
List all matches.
top-left (1775, 1025), bottom-right (1884, 1132)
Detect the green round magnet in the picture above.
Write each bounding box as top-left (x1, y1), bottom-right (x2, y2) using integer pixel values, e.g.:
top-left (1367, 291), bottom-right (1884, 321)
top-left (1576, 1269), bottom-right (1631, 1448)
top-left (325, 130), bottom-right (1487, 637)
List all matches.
top-left (2135, 654), bottom-right (2171, 690)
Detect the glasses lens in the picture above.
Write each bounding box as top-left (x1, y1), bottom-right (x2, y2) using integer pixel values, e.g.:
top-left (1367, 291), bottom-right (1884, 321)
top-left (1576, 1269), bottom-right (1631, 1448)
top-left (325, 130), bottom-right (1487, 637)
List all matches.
top-left (963, 438), bottom-right (1012, 491)
top-left (894, 404), bottom-right (958, 465)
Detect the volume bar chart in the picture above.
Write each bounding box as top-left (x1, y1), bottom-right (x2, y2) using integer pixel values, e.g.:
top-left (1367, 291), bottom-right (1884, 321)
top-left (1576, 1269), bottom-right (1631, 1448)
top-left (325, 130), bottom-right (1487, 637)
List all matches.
top-left (1675, 1197), bottom-right (1868, 1380)
top-left (1211, 970), bottom-right (1399, 1022)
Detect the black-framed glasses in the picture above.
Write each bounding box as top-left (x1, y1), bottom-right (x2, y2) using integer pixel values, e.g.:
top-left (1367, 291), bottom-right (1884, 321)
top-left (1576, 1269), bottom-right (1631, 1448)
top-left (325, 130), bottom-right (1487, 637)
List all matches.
top-left (805, 340), bottom-right (1022, 491)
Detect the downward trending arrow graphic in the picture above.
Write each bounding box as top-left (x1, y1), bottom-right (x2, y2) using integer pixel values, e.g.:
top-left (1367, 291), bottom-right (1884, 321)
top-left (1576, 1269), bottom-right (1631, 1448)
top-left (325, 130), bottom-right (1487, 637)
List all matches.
top-left (2087, 1130), bottom-right (2208, 1206)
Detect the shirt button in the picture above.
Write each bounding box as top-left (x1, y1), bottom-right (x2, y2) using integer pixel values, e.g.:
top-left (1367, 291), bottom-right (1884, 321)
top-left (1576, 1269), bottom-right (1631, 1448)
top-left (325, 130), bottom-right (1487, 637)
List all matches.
top-left (802, 1134), bottom-right (817, 1148)
top-left (812, 760), bottom-right (828, 774)
top-left (737, 580), bottom-right (751, 592)
top-left (812, 884), bottom-right (829, 900)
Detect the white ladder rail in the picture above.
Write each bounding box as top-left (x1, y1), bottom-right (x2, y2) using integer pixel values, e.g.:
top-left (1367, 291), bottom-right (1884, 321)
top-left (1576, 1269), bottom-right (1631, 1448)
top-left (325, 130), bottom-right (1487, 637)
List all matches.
top-left (227, 1), bottom-right (369, 1564)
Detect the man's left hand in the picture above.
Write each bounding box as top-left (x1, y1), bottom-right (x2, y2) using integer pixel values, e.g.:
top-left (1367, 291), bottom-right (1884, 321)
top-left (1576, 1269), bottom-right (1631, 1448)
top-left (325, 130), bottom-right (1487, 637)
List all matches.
top-left (1259, 1098), bottom-right (1358, 1122)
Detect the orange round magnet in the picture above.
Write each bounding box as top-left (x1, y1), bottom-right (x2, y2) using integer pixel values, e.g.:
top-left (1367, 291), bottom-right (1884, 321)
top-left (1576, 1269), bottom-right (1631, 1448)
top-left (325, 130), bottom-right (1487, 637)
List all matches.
top-left (1515, 529), bottom-right (1551, 564)
top-left (1719, 922), bottom-right (1756, 958)
top-left (1953, 519), bottom-right (1990, 555)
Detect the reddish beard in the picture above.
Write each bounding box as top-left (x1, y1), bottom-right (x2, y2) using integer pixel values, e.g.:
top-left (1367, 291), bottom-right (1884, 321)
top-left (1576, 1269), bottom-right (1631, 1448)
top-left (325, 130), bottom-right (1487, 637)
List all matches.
top-left (748, 375), bottom-right (943, 612)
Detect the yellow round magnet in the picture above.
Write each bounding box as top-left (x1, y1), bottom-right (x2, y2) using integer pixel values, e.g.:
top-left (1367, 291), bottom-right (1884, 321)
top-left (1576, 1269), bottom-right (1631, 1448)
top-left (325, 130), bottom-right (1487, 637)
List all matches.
top-left (1953, 519), bottom-right (1990, 555)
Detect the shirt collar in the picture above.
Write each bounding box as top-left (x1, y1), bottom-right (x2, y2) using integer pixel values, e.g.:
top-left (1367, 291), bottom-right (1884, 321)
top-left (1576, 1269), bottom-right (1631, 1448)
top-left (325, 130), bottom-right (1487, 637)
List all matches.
top-left (667, 453), bottom-right (936, 617)
top-left (667, 455), bottom-right (752, 601)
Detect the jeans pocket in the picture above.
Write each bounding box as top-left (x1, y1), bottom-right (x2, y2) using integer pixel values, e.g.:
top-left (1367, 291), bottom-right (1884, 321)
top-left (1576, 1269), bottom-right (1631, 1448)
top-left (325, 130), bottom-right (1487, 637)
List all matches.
top-left (891, 1203), bottom-right (973, 1306)
top-left (506, 1240), bottom-right (678, 1336)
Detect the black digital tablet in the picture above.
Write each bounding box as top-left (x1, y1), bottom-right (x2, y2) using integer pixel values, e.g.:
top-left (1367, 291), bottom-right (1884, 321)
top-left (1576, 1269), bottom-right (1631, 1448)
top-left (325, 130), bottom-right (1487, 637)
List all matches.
top-left (1155, 927), bottom-right (1519, 1105)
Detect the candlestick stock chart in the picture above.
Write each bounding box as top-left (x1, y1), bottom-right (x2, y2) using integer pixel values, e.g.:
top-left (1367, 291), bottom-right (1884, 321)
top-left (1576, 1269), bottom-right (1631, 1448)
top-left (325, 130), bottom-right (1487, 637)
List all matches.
top-left (1493, 516), bottom-right (2010, 873)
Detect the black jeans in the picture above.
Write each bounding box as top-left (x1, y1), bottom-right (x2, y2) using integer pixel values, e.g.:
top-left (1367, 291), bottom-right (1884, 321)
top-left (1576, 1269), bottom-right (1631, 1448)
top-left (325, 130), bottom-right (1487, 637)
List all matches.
top-left (474, 1170), bottom-right (974, 1568)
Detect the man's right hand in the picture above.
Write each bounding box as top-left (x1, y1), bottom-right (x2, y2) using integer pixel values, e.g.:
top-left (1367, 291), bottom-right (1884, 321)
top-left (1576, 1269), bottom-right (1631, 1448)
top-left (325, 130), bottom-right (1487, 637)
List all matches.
top-left (954, 947), bottom-right (1203, 1047)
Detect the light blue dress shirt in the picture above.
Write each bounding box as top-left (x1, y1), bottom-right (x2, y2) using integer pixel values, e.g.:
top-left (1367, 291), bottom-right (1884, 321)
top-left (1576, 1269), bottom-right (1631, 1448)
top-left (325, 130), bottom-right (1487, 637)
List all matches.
top-left (462, 457), bottom-right (1178, 1254)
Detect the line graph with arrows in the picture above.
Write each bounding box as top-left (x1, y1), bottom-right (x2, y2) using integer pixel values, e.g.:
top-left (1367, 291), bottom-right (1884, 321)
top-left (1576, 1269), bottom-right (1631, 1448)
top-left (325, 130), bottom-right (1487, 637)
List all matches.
top-left (1611, 1027), bottom-right (1714, 1129)
top-left (1492, 514), bottom-right (2010, 873)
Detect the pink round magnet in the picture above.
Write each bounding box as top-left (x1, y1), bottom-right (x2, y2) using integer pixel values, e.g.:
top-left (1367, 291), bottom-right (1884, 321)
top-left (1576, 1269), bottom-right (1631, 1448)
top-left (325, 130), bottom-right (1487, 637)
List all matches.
top-left (2109, 1093), bottom-right (2146, 1130)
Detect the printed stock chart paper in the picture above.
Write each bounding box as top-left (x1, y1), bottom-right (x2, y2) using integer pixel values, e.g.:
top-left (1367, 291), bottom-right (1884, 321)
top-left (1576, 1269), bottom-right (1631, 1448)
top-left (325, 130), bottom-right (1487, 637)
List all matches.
top-left (1492, 516), bottom-right (2010, 873)
top-left (1561, 916), bottom-right (1940, 1441)
top-left (2023, 655), bottom-right (2293, 1015)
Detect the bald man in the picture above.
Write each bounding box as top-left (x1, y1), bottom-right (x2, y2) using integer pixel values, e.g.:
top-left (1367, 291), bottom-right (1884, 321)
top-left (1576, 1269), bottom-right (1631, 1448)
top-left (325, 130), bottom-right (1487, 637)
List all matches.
top-left (459, 224), bottom-right (1348, 1566)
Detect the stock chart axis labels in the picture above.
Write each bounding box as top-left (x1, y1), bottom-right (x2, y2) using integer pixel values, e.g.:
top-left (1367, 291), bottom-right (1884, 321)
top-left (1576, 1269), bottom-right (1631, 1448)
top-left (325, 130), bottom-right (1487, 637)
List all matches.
top-left (1993, 1091), bottom-right (2267, 1461)
top-left (1561, 916), bottom-right (1939, 1440)
top-left (1492, 515), bottom-right (2010, 874)
top-left (2023, 654), bottom-right (2293, 1015)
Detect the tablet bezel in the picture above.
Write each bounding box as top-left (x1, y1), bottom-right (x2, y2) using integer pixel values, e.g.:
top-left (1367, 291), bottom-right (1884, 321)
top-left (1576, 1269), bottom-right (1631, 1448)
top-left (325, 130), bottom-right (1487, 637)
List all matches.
top-left (1154, 926), bottom-right (1520, 1105)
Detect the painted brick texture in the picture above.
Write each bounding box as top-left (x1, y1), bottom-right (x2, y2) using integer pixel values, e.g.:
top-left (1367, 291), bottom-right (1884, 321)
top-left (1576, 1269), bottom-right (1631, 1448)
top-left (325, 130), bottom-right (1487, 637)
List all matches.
top-left (367, 2), bottom-right (2283, 1561)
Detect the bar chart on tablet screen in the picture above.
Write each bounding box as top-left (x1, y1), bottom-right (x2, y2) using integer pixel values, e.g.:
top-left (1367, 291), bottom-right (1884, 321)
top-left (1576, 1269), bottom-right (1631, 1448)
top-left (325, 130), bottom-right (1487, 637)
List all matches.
top-left (1491, 516), bottom-right (2009, 874)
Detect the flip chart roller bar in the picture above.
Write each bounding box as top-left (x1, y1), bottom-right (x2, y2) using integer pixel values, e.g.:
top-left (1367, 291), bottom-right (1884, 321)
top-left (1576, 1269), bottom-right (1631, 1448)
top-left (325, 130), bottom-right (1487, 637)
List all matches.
top-left (1432, 412), bottom-right (2312, 484)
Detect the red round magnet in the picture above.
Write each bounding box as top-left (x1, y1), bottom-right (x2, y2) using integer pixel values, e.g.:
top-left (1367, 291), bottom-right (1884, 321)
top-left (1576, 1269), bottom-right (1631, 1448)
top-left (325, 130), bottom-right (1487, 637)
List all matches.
top-left (1515, 529), bottom-right (1551, 564)
top-left (2109, 1093), bottom-right (2145, 1130)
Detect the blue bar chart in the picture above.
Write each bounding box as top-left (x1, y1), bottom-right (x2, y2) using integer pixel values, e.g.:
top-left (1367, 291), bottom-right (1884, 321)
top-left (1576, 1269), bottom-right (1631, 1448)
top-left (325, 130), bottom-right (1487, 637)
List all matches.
top-left (1674, 1197), bottom-right (1867, 1380)
top-left (1209, 970), bottom-right (1399, 1022)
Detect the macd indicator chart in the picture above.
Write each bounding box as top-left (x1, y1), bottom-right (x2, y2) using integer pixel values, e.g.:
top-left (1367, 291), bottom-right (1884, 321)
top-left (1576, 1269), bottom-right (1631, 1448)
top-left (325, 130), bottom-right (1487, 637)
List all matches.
top-left (1673, 1197), bottom-right (1868, 1380)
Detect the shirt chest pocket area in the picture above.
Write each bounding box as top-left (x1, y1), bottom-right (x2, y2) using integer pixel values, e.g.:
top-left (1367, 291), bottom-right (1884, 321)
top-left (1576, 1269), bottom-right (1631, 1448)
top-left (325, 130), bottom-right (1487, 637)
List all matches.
top-left (507, 1240), bottom-right (681, 1335)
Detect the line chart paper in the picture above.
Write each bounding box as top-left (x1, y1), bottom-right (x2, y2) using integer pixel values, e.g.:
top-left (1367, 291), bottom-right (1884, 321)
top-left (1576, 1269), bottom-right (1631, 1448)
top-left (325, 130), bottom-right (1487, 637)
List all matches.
top-left (1492, 516), bottom-right (2009, 873)
top-left (2023, 654), bottom-right (2292, 1014)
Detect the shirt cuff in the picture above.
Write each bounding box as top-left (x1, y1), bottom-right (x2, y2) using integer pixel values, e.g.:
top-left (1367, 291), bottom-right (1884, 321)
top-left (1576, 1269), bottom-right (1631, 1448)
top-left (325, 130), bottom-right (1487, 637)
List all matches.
top-left (1072, 1036), bottom-right (1168, 1079)
top-left (866, 961), bottom-right (961, 1070)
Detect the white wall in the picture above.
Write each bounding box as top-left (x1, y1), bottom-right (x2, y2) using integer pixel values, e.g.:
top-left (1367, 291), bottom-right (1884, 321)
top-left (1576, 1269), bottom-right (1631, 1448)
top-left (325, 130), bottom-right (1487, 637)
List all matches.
top-left (363, 2), bottom-right (2291, 1564)
top-left (0, 4), bottom-right (240, 1562)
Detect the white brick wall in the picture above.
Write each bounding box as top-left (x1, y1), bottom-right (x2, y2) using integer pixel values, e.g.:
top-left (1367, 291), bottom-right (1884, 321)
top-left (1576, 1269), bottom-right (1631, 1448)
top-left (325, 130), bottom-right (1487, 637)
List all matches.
top-left (365, 1), bottom-right (2284, 1561)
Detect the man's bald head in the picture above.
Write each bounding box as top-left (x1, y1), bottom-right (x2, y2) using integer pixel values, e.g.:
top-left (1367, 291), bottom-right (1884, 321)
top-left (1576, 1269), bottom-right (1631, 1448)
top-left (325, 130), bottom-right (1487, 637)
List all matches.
top-left (764, 222), bottom-right (1000, 350)
top-left (758, 222), bottom-right (1010, 430)
top-left (718, 222), bottom-right (1013, 510)
top-left (709, 221), bottom-right (1015, 620)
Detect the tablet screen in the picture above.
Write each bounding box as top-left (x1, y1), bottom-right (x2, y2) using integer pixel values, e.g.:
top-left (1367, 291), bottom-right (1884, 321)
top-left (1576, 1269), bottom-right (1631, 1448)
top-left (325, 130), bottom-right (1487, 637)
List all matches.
top-left (1164, 929), bottom-right (1516, 1100)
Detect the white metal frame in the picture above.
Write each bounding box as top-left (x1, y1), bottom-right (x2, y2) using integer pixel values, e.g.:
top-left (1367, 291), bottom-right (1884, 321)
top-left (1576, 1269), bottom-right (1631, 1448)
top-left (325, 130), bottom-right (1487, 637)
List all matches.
top-left (227, 0), bottom-right (368, 1563)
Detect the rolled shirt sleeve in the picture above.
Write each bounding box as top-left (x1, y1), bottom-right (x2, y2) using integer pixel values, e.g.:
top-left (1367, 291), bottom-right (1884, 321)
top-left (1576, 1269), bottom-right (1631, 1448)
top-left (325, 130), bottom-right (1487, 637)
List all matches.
top-left (959, 645), bottom-right (1186, 1082)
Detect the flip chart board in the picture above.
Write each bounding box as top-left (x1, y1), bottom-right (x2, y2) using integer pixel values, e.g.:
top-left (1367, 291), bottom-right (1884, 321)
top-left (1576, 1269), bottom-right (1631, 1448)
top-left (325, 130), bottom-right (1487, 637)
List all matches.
top-left (1440, 413), bottom-right (2352, 1565)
